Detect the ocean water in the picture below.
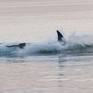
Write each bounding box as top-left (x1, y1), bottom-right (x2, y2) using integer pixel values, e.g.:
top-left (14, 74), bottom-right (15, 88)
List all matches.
top-left (0, 34), bottom-right (93, 93)
top-left (0, 16), bottom-right (93, 93)
top-left (0, 54), bottom-right (93, 93)
top-left (0, 0), bottom-right (93, 92)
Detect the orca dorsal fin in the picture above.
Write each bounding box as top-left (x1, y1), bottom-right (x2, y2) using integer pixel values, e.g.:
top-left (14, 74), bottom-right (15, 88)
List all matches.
top-left (57, 30), bottom-right (64, 41)
top-left (57, 30), bottom-right (66, 45)
top-left (18, 43), bottom-right (26, 49)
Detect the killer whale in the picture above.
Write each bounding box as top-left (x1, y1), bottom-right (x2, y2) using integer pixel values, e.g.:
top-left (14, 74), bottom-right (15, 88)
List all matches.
top-left (6, 30), bottom-right (65, 49)
top-left (57, 30), bottom-right (66, 45)
top-left (7, 43), bottom-right (26, 49)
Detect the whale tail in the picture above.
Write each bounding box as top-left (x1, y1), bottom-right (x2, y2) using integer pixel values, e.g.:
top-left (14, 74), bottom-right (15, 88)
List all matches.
top-left (57, 30), bottom-right (66, 45)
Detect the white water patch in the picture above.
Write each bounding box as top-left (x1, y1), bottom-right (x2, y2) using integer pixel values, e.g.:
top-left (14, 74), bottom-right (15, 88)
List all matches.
top-left (0, 32), bottom-right (93, 57)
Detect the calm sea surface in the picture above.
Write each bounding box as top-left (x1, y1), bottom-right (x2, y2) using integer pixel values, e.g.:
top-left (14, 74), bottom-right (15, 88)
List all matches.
top-left (0, 54), bottom-right (93, 93)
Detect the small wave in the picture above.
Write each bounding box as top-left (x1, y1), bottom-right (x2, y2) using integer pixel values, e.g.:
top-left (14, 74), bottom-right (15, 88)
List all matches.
top-left (0, 33), bottom-right (93, 57)
top-left (0, 42), bottom-right (93, 57)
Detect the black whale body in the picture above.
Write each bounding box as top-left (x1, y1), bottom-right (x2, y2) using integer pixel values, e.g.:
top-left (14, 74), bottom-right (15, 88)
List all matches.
top-left (7, 43), bottom-right (26, 49)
